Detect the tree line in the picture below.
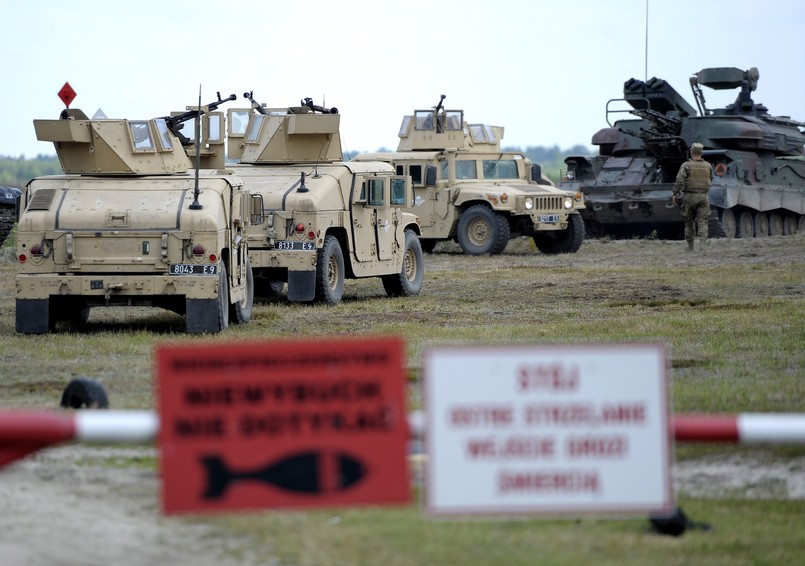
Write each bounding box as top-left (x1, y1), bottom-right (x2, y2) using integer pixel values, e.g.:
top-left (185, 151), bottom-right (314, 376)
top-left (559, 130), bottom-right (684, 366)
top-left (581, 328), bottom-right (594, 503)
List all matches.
top-left (1, 144), bottom-right (593, 187)
top-left (0, 155), bottom-right (63, 187)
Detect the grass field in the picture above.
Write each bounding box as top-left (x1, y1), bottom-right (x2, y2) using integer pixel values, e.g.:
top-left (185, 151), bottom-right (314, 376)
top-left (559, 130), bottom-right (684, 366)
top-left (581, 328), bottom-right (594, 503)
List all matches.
top-left (0, 233), bottom-right (804, 565)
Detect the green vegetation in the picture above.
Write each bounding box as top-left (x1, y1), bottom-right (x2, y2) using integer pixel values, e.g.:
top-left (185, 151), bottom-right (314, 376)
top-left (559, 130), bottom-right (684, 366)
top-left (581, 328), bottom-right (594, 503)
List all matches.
top-left (1, 235), bottom-right (803, 565)
top-left (0, 155), bottom-right (61, 187)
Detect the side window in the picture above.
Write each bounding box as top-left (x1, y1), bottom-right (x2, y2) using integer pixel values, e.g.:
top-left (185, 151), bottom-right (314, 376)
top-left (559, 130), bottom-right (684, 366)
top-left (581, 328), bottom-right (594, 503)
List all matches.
top-left (229, 110), bottom-right (251, 137)
top-left (129, 121), bottom-right (155, 151)
top-left (391, 178), bottom-right (406, 205)
top-left (409, 164), bottom-right (423, 186)
top-left (356, 180), bottom-right (367, 202)
top-left (208, 113), bottom-right (223, 143)
top-left (396, 165), bottom-right (404, 175)
top-left (245, 114), bottom-right (265, 143)
top-left (445, 110), bottom-right (463, 131)
top-left (415, 110), bottom-right (435, 131)
top-left (456, 160), bottom-right (477, 179)
top-left (368, 179), bottom-right (385, 206)
top-left (154, 118), bottom-right (173, 151)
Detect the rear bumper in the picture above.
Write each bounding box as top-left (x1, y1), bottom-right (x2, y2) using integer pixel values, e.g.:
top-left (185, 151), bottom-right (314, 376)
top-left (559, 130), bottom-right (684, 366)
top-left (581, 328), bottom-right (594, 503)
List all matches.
top-left (16, 273), bottom-right (220, 302)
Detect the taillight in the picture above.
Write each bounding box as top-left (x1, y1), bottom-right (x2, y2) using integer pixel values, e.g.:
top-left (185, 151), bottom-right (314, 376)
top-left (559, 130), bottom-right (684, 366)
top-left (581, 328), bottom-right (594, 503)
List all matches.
top-left (307, 231), bottom-right (315, 239)
top-left (18, 254), bottom-right (27, 263)
top-left (294, 222), bottom-right (306, 234)
top-left (192, 244), bottom-right (205, 256)
top-left (209, 253), bottom-right (217, 263)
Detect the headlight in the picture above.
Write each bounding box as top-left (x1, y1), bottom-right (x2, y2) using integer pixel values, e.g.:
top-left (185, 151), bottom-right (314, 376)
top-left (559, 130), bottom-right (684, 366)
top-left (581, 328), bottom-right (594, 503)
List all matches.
top-left (563, 196), bottom-right (573, 209)
top-left (524, 198), bottom-right (534, 210)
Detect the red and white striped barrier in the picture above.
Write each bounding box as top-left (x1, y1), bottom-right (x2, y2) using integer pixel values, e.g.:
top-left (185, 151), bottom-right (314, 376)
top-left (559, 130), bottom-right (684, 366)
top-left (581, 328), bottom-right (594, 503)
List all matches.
top-left (1, 410), bottom-right (804, 468)
top-left (671, 413), bottom-right (805, 444)
top-left (0, 410), bottom-right (157, 466)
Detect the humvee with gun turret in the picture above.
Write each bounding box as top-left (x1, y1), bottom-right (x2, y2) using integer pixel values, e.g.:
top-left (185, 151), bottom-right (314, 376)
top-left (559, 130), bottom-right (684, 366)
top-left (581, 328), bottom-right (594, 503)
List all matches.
top-left (222, 93), bottom-right (423, 304)
top-left (560, 67), bottom-right (805, 239)
top-left (352, 96), bottom-right (585, 255)
top-left (15, 92), bottom-right (259, 333)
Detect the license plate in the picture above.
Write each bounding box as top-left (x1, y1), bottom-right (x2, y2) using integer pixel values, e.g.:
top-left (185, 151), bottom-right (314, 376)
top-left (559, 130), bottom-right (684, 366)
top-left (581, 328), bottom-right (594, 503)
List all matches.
top-left (275, 240), bottom-right (316, 251)
top-left (538, 214), bottom-right (560, 223)
top-left (169, 264), bottom-right (218, 275)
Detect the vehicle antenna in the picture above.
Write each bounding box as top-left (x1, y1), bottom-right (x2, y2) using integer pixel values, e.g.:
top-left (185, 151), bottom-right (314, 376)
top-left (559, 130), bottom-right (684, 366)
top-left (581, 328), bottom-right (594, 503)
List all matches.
top-left (190, 84), bottom-right (203, 210)
top-left (644, 0), bottom-right (649, 82)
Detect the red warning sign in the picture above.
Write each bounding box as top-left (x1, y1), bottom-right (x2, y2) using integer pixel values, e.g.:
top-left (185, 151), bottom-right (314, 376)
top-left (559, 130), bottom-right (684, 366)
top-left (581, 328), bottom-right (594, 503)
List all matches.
top-left (156, 336), bottom-right (410, 515)
top-left (58, 82), bottom-right (76, 108)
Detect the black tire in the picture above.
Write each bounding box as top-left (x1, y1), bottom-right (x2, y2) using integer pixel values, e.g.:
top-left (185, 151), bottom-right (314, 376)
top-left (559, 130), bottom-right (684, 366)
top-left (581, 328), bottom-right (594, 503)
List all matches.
top-left (533, 213), bottom-right (585, 254)
top-left (230, 256), bottom-right (254, 324)
top-left (216, 262), bottom-right (230, 331)
top-left (382, 229), bottom-right (424, 297)
top-left (60, 377), bottom-right (109, 409)
top-left (456, 204), bottom-right (509, 255)
top-left (314, 235), bottom-right (345, 305)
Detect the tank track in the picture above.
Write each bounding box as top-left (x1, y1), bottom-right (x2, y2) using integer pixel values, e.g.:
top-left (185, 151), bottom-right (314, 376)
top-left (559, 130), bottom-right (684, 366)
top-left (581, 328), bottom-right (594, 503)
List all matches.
top-left (0, 205), bottom-right (14, 246)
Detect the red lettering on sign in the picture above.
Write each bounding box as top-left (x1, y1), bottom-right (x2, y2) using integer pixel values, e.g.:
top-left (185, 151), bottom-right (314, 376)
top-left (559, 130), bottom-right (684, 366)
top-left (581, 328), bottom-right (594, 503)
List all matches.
top-left (566, 435), bottom-right (628, 458)
top-left (449, 404), bottom-right (513, 427)
top-left (465, 435), bottom-right (556, 460)
top-left (498, 469), bottom-right (600, 494)
top-left (517, 363), bottom-right (579, 392)
top-left (601, 403), bottom-right (646, 424)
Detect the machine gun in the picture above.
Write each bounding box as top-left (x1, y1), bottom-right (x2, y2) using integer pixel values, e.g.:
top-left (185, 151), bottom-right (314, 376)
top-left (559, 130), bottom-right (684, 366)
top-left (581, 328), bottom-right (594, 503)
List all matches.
top-left (301, 97), bottom-right (338, 114)
top-left (163, 92), bottom-right (237, 145)
top-left (243, 91), bottom-right (268, 115)
top-left (434, 94), bottom-right (446, 133)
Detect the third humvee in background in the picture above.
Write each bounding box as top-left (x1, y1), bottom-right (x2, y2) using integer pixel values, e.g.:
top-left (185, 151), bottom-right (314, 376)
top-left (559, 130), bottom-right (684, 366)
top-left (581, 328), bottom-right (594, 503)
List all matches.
top-left (352, 96), bottom-right (585, 255)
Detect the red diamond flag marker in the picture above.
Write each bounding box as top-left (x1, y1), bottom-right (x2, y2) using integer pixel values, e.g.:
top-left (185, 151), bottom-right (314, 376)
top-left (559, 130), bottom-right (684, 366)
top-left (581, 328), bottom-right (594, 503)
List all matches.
top-left (58, 82), bottom-right (77, 108)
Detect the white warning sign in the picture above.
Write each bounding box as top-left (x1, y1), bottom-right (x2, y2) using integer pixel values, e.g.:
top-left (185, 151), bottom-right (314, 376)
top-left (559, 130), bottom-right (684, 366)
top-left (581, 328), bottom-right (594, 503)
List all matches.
top-left (424, 343), bottom-right (672, 516)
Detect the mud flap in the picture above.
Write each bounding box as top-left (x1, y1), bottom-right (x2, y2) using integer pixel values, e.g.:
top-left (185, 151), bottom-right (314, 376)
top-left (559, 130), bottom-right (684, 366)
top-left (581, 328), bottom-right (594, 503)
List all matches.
top-left (287, 270), bottom-right (316, 302)
top-left (186, 298), bottom-right (220, 333)
top-left (16, 299), bottom-right (50, 334)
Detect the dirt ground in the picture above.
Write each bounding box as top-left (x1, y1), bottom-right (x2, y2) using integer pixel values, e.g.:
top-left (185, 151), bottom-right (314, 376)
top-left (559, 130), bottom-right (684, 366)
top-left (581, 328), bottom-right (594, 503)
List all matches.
top-left (1, 234), bottom-right (804, 565)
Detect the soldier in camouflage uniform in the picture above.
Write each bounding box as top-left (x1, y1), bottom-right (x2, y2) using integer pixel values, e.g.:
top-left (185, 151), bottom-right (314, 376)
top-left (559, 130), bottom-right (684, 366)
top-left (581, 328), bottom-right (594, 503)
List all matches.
top-left (672, 143), bottom-right (713, 252)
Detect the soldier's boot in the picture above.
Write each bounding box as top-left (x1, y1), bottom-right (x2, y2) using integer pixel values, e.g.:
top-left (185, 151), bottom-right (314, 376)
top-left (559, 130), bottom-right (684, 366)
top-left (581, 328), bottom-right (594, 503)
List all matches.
top-left (698, 237), bottom-right (707, 254)
top-left (687, 239), bottom-right (695, 252)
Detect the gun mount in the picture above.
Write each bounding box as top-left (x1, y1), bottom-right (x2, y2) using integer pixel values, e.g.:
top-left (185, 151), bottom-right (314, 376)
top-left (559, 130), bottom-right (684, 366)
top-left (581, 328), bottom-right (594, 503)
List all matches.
top-left (35, 93), bottom-right (238, 175)
top-left (560, 67), bottom-right (805, 239)
top-left (163, 92), bottom-right (237, 145)
top-left (232, 93), bottom-right (343, 164)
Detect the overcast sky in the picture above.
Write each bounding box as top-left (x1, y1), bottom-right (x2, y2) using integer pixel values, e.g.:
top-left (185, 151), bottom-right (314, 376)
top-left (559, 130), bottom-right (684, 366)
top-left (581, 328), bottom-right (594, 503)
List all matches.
top-left (3, 0), bottom-right (804, 158)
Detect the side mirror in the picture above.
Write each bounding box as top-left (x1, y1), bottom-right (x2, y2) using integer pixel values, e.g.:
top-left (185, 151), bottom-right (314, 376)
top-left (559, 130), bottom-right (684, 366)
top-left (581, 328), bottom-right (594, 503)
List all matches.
top-left (250, 193), bottom-right (265, 225)
top-left (530, 163), bottom-right (543, 184)
top-left (425, 165), bottom-right (437, 187)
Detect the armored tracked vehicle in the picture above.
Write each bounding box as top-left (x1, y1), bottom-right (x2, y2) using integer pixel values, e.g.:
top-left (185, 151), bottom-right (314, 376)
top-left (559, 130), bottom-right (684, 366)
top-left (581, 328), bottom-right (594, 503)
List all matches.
top-left (224, 94), bottom-right (423, 304)
top-left (15, 94), bottom-right (259, 333)
top-left (0, 186), bottom-right (21, 245)
top-left (352, 96), bottom-right (585, 255)
top-left (561, 67), bottom-right (805, 238)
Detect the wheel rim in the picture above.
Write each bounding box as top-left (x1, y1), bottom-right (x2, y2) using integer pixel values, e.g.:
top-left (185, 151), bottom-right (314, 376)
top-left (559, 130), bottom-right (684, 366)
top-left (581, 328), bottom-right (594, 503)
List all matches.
top-left (721, 209), bottom-right (736, 238)
top-left (467, 218), bottom-right (490, 246)
top-left (770, 213), bottom-right (783, 235)
top-left (739, 213), bottom-right (754, 238)
top-left (755, 212), bottom-right (768, 237)
top-left (327, 254), bottom-right (339, 290)
top-left (404, 247), bottom-right (417, 281)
